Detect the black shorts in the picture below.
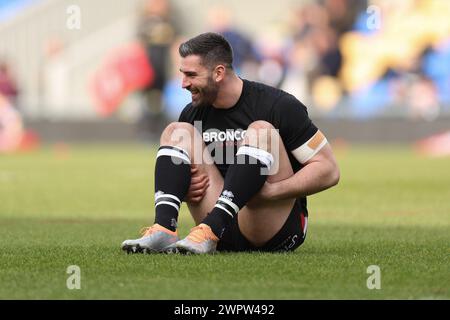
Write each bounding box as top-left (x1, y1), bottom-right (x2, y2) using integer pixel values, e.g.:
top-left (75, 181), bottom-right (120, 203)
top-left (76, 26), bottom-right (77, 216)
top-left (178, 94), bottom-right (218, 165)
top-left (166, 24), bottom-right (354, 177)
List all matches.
top-left (217, 200), bottom-right (308, 252)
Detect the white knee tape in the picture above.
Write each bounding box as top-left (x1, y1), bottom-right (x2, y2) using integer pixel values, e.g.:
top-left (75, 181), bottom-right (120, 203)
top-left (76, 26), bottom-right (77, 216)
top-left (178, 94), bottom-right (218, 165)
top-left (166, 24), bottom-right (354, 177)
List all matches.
top-left (236, 145), bottom-right (274, 170)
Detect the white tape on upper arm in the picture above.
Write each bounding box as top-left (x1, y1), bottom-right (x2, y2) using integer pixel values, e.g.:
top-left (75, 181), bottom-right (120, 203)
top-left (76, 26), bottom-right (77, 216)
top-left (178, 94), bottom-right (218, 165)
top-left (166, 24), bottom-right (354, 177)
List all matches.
top-left (291, 130), bottom-right (328, 164)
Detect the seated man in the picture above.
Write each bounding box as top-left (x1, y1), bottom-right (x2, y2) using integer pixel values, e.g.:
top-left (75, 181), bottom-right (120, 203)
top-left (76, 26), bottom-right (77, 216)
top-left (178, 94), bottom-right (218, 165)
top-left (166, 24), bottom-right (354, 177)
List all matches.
top-left (122, 32), bottom-right (340, 254)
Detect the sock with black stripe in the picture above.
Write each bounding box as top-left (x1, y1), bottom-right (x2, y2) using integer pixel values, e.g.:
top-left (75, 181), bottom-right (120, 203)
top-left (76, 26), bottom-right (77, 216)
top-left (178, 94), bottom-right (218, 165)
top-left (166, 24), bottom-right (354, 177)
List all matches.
top-left (154, 146), bottom-right (191, 231)
top-left (202, 145), bottom-right (273, 238)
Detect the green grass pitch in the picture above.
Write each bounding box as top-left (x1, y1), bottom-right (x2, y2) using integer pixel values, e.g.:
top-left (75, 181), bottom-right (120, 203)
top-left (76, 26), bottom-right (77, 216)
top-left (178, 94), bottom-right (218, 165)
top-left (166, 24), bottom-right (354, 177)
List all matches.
top-left (0, 144), bottom-right (448, 299)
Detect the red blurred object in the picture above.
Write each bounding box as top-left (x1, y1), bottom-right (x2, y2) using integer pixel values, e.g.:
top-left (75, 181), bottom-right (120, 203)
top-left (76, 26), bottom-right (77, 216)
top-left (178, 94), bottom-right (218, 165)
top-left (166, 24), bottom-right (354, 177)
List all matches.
top-left (18, 130), bottom-right (40, 152)
top-left (90, 42), bottom-right (154, 116)
top-left (415, 130), bottom-right (450, 157)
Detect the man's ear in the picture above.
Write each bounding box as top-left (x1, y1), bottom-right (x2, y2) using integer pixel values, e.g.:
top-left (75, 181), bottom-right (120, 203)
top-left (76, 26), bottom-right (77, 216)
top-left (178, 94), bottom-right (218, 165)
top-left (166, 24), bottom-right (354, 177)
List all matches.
top-left (214, 64), bottom-right (226, 82)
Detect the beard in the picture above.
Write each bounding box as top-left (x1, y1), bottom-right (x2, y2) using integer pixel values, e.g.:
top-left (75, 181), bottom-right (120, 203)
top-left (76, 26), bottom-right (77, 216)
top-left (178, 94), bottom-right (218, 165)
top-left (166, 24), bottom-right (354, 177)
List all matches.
top-left (189, 76), bottom-right (219, 108)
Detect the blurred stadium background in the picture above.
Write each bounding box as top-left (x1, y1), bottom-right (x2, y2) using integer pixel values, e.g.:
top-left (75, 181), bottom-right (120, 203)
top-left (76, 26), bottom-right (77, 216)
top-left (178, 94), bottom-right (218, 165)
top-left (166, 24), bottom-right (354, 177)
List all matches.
top-left (0, 0), bottom-right (449, 149)
top-left (1, 0), bottom-right (449, 300)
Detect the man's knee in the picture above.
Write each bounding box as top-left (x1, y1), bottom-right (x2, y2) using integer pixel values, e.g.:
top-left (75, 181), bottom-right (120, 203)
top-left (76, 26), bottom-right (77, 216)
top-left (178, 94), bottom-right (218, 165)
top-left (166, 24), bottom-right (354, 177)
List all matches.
top-left (243, 120), bottom-right (278, 151)
top-left (160, 122), bottom-right (196, 146)
top-left (247, 120), bottom-right (275, 131)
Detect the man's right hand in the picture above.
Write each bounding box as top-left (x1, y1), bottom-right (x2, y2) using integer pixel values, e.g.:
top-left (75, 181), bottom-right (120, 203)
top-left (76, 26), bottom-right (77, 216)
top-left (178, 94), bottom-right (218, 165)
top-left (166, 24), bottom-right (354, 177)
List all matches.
top-left (185, 165), bottom-right (209, 204)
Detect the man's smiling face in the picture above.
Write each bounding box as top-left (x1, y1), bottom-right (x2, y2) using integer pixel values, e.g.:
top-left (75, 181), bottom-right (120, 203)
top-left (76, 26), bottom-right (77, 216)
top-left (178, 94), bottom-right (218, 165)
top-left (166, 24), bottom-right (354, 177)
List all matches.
top-left (179, 55), bottom-right (219, 108)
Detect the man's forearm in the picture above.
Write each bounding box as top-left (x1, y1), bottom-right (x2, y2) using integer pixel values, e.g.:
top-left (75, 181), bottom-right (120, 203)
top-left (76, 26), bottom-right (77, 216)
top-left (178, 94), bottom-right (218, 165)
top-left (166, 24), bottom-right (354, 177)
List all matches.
top-left (269, 161), bottom-right (339, 201)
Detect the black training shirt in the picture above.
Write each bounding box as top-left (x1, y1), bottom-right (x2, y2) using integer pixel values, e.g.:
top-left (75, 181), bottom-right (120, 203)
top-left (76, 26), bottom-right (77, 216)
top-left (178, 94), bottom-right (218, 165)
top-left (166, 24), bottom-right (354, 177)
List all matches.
top-left (178, 79), bottom-right (319, 211)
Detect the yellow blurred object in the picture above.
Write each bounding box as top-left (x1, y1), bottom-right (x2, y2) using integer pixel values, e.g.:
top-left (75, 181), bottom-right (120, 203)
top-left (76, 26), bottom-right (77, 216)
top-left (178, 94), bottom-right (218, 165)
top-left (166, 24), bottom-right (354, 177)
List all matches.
top-left (339, 33), bottom-right (388, 90)
top-left (311, 76), bottom-right (342, 112)
top-left (340, 0), bottom-right (450, 92)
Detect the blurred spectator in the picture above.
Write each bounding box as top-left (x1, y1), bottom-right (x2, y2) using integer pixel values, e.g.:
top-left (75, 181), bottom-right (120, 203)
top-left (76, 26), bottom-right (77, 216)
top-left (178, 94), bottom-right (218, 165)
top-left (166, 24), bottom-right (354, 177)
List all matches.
top-left (422, 40), bottom-right (450, 107)
top-left (41, 37), bottom-right (68, 119)
top-left (407, 76), bottom-right (440, 121)
top-left (252, 30), bottom-right (287, 88)
top-left (0, 61), bottom-right (19, 105)
top-left (314, 26), bottom-right (342, 78)
top-left (206, 6), bottom-right (287, 88)
top-left (0, 93), bottom-right (23, 152)
top-left (324, 0), bottom-right (367, 36)
top-left (280, 39), bottom-right (312, 105)
top-left (206, 6), bottom-right (258, 74)
top-left (161, 37), bottom-right (191, 121)
top-left (137, 0), bottom-right (178, 115)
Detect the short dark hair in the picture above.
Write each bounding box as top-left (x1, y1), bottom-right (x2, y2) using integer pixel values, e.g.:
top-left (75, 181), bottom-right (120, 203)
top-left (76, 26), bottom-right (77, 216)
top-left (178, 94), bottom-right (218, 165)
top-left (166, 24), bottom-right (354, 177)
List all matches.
top-left (179, 32), bottom-right (233, 69)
